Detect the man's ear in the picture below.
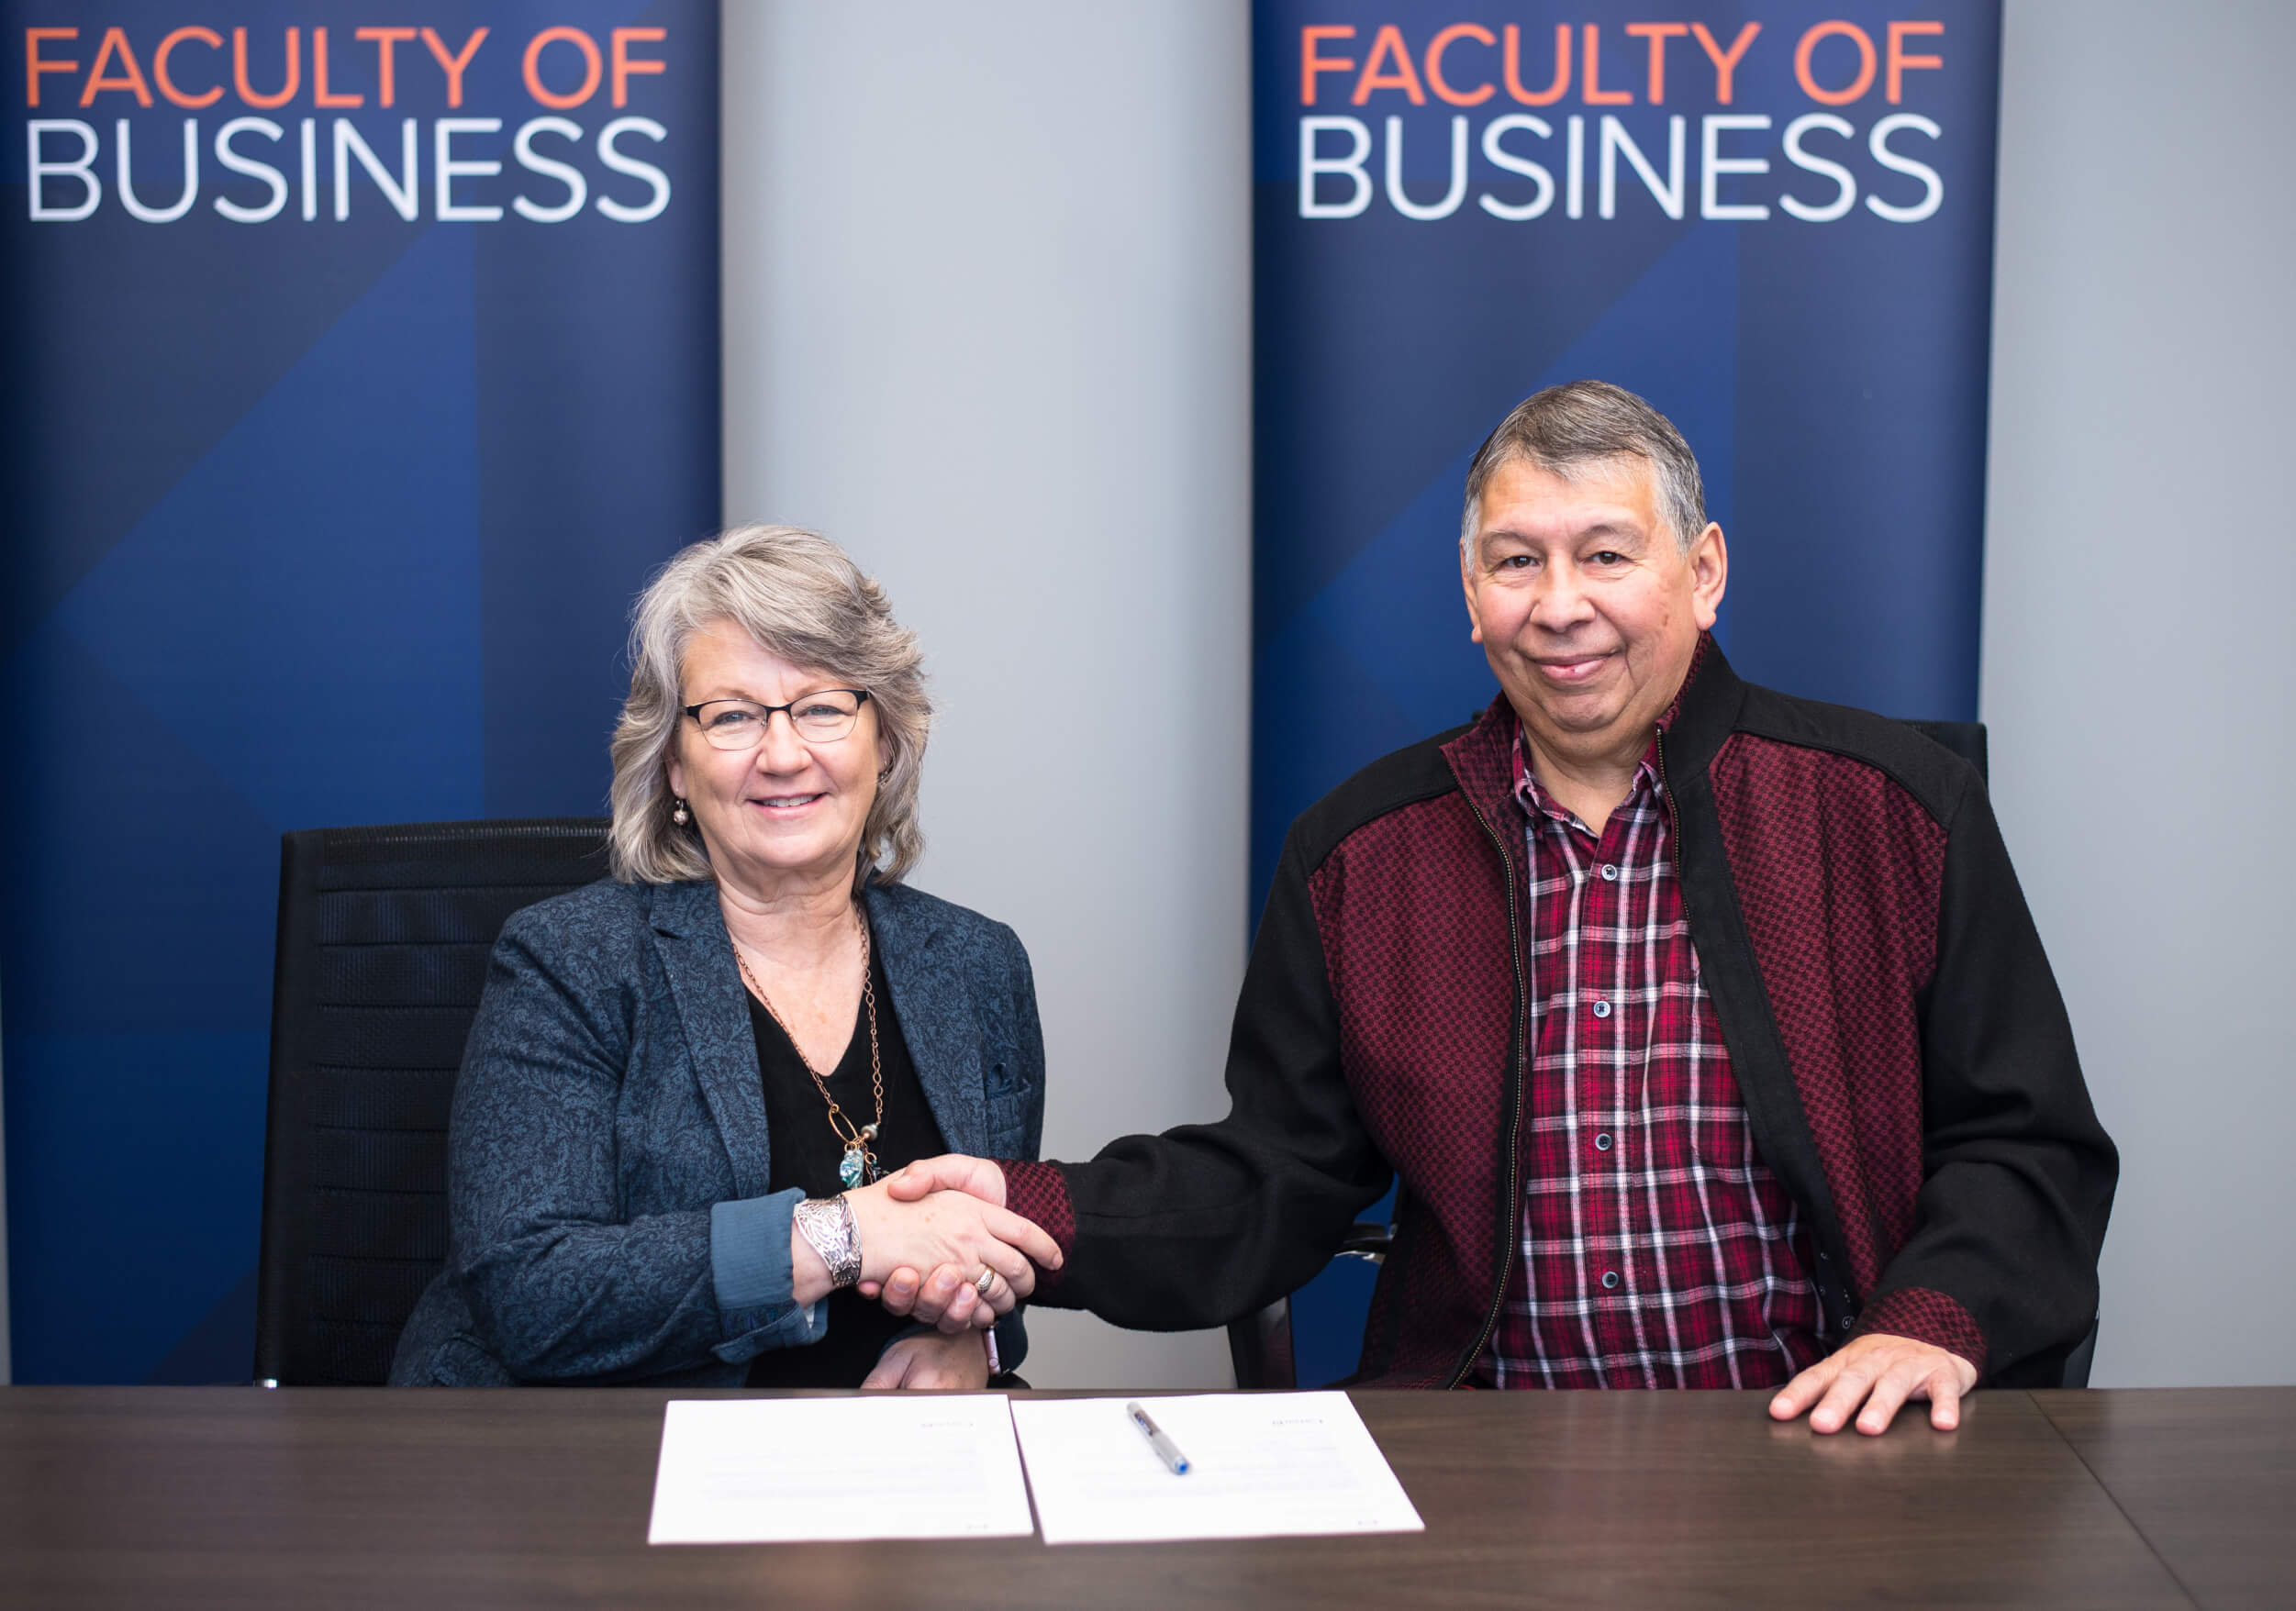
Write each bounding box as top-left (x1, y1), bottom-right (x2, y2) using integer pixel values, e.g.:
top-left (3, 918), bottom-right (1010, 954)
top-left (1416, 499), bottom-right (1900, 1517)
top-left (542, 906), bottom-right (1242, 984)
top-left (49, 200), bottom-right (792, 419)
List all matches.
top-left (1461, 542), bottom-right (1486, 645)
top-left (1689, 523), bottom-right (1728, 631)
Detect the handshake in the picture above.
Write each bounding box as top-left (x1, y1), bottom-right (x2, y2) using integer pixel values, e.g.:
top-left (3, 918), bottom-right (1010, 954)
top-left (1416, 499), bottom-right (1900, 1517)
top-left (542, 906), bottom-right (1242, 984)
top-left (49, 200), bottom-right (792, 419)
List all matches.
top-left (797, 1154), bottom-right (1057, 1333)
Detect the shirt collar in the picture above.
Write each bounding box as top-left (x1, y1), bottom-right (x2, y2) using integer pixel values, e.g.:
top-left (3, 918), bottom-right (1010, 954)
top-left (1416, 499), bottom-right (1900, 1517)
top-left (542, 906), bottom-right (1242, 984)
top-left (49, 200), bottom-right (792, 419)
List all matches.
top-left (1510, 720), bottom-right (1663, 829)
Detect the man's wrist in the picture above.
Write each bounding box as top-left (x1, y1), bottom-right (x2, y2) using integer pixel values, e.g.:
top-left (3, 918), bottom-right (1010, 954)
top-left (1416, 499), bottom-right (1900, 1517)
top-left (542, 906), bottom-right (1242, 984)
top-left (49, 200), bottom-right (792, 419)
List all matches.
top-left (1846, 1286), bottom-right (1989, 1377)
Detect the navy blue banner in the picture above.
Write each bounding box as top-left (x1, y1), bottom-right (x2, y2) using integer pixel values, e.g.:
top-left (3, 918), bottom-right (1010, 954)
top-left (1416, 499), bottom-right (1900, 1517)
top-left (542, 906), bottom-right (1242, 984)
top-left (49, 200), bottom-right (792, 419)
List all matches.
top-left (2, 1), bottom-right (718, 1382)
top-left (1252, 2), bottom-right (2000, 1384)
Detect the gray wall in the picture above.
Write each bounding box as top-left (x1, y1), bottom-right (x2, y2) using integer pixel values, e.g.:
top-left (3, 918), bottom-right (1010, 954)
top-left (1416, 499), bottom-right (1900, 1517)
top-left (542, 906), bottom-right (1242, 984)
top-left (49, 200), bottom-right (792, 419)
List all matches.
top-left (722, 1), bottom-right (1252, 1388)
top-left (1983, 0), bottom-right (2296, 1385)
top-left (721, 0), bottom-right (2296, 1391)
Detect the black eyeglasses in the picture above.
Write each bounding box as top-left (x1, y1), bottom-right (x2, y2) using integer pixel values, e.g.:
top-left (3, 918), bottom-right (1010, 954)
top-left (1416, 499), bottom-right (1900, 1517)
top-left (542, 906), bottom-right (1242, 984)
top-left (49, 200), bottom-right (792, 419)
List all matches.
top-left (684, 690), bottom-right (871, 750)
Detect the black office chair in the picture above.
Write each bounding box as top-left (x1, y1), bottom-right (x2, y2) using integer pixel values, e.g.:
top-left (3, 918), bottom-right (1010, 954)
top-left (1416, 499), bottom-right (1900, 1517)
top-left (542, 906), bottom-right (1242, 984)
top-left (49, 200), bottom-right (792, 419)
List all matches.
top-left (253, 818), bottom-right (611, 1385)
top-left (1226, 719), bottom-right (2096, 1391)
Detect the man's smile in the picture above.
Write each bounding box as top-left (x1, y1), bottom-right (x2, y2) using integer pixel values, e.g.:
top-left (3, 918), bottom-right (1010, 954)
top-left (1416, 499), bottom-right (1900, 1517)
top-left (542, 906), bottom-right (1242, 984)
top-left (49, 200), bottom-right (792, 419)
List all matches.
top-left (1527, 650), bottom-right (1618, 684)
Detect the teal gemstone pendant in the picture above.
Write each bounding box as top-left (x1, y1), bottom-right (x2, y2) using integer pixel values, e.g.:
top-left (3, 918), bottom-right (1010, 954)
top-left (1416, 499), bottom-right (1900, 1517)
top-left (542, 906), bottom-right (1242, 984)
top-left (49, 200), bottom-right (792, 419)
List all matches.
top-left (839, 1147), bottom-right (867, 1190)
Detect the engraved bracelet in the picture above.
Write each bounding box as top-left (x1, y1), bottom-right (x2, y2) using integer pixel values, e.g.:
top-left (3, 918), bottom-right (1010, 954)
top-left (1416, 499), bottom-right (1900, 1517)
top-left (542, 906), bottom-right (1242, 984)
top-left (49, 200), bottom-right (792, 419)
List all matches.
top-left (792, 1194), bottom-right (862, 1289)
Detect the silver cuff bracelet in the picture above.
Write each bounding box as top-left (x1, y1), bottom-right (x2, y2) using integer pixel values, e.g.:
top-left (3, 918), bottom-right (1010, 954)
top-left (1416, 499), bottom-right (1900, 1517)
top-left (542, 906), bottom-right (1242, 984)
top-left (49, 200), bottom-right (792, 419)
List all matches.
top-left (793, 1194), bottom-right (863, 1290)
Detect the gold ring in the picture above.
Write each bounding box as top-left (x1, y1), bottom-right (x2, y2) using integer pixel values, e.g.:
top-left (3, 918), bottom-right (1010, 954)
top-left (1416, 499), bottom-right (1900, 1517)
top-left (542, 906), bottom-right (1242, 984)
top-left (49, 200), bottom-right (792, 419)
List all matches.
top-left (975, 1268), bottom-right (996, 1298)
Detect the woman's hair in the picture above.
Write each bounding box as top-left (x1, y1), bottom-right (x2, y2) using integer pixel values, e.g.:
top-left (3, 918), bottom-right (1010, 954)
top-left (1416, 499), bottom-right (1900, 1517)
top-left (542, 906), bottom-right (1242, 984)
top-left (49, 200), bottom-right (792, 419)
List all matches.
top-left (607, 525), bottom-right (932, 890)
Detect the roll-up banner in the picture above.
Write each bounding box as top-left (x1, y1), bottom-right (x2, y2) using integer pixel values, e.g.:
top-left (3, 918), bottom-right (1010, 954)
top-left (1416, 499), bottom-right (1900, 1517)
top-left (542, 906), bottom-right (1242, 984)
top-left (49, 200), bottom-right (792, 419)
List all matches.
top-left (1252, 3), bottom-right (2000, 1384)
top-left (2, 2), bottom-right (719, 1382)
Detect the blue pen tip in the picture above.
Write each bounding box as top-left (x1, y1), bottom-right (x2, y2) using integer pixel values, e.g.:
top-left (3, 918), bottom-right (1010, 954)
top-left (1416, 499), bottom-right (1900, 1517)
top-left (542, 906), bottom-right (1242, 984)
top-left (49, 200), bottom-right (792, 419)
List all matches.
top-left (1175, 1460), bottom-right (1190, 1473)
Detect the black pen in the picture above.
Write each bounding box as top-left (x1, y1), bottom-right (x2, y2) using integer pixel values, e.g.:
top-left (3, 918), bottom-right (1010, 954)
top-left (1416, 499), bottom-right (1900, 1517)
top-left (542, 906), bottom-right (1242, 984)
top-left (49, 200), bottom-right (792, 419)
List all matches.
top-left (1126, 1401), bottom-right (1191, 1474)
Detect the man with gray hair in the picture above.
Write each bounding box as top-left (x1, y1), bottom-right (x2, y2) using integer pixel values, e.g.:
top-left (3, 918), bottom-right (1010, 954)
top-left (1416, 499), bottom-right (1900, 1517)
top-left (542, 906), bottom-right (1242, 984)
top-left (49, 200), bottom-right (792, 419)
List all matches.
top-left (888, 381), bottom-right (2115, 1433)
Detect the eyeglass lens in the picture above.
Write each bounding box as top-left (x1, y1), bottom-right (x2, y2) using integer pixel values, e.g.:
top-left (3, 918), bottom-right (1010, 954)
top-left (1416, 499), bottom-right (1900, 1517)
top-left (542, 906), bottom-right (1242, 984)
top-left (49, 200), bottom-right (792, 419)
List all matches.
top-left (694, 694), bottom-right (861, 750)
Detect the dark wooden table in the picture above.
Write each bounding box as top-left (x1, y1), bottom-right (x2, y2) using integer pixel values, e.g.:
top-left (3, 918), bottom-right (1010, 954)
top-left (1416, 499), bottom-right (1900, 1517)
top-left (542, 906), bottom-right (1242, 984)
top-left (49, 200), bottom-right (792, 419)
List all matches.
top-left (0, 1386), bottom-right (2285, 1609)
top-left (2034, 1389), bottom-right (2296, 1611)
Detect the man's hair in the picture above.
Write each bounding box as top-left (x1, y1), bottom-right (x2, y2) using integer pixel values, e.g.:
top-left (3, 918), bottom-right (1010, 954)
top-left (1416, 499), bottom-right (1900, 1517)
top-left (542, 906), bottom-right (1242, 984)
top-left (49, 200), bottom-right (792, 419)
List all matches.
top-left (1459, 380), bottom-right (1707, 556)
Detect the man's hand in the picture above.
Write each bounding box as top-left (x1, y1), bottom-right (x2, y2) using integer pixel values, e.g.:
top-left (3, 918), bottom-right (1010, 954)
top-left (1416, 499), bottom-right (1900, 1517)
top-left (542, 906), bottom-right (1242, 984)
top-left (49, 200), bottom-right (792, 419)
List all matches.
top-left (829, 1178), bottom-right (1057, 1332)
top-left (884, 1154), bottom-right (1008, 1207)
top-left (859, 1155), bottom-right (1023, 1331)
top-left (1769, 1333), bottom-right (1978, 1434)
top-left (859, 1328), bottom-right (991, 1391)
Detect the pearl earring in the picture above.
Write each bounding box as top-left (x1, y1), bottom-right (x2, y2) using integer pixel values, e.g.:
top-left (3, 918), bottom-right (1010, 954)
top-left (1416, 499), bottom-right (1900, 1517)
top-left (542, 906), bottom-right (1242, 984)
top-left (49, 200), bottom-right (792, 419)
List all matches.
top-left (671, 797), bottom-right (690, 826)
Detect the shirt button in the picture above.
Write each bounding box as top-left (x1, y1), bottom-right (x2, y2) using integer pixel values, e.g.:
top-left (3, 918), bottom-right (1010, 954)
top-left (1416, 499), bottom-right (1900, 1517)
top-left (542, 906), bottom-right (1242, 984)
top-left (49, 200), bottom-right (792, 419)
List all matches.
top-left (1600, 863), bottom-right (1619, 881)
top-left (1601, 1272), bottom-right (1621, 1290)
top-left (1594, 1133), bottom-right (1613, 1151)
top-left (1591, 998), bottom-right (1612, 1018)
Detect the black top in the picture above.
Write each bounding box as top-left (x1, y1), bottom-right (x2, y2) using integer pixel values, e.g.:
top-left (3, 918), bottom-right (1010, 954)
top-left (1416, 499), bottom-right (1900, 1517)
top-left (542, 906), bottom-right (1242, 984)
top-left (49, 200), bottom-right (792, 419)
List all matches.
top-left (744, 928), bottom-right (948, 1388)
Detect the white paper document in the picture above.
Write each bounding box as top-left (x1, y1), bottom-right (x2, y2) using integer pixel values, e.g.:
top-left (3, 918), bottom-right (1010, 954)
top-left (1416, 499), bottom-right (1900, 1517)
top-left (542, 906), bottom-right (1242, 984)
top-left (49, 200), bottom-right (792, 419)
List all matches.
top-left (647, 1395), bottom-right (1035, 1545)
top-left (1008, 1392), bottom-right (1425, 1546)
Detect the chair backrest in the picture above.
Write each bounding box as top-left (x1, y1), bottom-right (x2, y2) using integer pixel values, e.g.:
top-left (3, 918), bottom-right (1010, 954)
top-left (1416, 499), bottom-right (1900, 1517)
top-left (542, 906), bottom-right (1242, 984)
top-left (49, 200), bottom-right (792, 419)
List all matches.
top-left (253, 818), bottom-right (611, 1385)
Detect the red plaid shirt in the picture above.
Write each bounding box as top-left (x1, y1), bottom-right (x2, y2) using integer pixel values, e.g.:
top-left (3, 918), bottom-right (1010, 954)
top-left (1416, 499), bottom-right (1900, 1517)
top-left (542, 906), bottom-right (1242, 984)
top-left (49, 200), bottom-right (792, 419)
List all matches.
top-left (1478, 720), bottom-right (1825, 1389)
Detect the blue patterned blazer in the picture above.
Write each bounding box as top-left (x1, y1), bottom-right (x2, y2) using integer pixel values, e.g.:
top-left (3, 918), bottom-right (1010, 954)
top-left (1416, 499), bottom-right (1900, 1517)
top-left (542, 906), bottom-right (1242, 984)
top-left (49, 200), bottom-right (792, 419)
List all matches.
top-left (388, 876), bottom-right (1046, 1386)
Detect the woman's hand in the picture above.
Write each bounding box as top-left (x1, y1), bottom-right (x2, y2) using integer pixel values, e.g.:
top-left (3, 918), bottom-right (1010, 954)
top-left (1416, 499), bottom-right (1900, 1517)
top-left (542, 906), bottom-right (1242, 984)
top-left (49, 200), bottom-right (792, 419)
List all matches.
top-left (833, 1179), bottom-right (1058, 1327)
top-left (861, 1328), bottom-right (992, 1391)
top-left (861, 1155), bottom-right (1029, 1333)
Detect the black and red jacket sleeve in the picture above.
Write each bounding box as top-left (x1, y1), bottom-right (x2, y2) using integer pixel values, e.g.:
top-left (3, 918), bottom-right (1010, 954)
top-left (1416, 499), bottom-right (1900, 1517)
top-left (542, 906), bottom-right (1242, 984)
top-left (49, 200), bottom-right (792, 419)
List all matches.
top-left (1856, 769), bottom-right (2117, 1380)
top-left (1001, 823), bottom-right (1392, 1328)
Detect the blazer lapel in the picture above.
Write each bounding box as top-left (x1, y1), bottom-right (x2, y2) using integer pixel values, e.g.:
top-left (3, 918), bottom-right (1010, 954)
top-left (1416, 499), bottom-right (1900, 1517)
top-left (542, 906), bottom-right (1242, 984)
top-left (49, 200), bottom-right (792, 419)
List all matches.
top-left (866, 886), bottom-right (988, 1159)
top-left (646, 879), bottom-right (775, 1199)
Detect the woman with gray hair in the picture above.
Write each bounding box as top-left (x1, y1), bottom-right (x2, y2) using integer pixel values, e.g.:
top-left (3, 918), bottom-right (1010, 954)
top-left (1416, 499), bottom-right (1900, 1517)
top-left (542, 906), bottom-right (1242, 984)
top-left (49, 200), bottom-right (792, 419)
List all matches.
top-left (391, 526), bottom-right (1057, 1389)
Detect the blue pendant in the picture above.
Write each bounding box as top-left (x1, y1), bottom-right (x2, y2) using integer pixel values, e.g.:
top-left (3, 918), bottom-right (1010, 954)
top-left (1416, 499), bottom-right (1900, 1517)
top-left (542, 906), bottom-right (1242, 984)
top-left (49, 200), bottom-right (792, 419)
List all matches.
top-left (839, 1148), bottom-right (866, 1190)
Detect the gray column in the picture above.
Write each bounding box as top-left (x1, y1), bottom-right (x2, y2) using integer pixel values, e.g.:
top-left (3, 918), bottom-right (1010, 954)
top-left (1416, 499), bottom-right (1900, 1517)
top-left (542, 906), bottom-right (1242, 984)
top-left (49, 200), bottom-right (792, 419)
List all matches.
top-left (721, 0), bottom-right (1254, 1387)
top-left (1985, 0), bottom-right (2296, 1385)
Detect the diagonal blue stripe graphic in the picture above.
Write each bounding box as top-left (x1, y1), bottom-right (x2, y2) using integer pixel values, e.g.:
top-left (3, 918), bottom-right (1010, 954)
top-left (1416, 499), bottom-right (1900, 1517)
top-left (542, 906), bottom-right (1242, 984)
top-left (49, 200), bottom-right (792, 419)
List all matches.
top-left (53, 224), bottom-right (486, 832)
top-left (1254, 223), bottom-right (1744, 901)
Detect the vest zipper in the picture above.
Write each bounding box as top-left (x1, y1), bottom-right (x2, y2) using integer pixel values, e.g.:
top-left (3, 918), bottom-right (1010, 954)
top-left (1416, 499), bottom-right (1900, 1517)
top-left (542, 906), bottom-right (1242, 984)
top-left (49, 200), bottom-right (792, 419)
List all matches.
top-left (1445, 787), bottom-right (1533, 1388)
top-left (1654, 719), bottom-right (1852, 1340)
top-left (1653, 723), bottom-right (1686, 910)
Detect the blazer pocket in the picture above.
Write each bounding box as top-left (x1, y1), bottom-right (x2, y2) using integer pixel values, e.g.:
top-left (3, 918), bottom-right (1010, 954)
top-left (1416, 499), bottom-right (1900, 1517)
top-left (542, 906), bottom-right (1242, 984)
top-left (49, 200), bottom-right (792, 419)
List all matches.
top-left (982, 1056), bottom-right (1034, 1150)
